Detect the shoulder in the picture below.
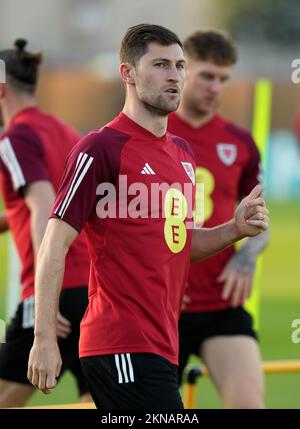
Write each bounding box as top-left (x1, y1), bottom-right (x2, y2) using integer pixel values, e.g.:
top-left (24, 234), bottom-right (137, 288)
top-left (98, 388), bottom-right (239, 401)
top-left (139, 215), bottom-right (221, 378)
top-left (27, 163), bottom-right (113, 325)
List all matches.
top-left (74, 126), bottom-right (130, 156)
top-left (222, 120), bottom-right (260, 163)
top-left (168, 132), bottom-right (195, 161)
top-left (68, 126), bottom-right (131, 181)
top-left (1, 123), bottom-right (41, 144)
top-left (224, 120), bottom-right (256, 148)
top-left (0, 123), bottom-right (43, 159)
top-left (43, 112), bottom-right (81, 140)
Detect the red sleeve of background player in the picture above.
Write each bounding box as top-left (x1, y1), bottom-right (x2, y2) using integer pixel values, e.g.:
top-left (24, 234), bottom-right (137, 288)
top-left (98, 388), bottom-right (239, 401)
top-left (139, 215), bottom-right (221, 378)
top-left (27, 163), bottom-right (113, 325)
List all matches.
top-left (0, 123), bottom-right (49, 196)
top-left (51, 127), bottom-right (129, 232)
top-left (294, 109), bottom-right (300, 146)
top-left (238, 134), bottom-right (262, 198)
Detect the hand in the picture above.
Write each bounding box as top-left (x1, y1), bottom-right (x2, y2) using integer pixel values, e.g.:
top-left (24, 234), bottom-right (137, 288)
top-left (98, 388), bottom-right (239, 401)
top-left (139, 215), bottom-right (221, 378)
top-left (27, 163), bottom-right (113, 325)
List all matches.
top-left (181, 294), bottom-right (191, 311)
top-left (234, 185), bottom-right (269, 238)
top-left (218, 258), bottom-right (255, 307)
top-left (27, 338), bottom-right (62, 394)
top-left (57, 311), bottom-right (71, 339)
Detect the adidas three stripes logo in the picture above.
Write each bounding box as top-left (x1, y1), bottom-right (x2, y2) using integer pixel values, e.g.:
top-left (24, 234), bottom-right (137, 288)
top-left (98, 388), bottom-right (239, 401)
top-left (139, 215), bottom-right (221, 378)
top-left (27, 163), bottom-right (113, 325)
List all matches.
top-left (54, 152), bottom-right (94, 218)
top-left (115, 354), bottom-right (135, 384)
top-left (141, 163), bottom-right (155, 175)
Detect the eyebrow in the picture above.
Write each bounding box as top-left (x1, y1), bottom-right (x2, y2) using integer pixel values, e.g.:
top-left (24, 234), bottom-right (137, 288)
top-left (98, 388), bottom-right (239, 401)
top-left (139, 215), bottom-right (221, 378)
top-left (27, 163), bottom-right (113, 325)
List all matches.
top-left (201, 71), bottom-right (229, 78)
top-left (152, 58), bottom-right (186, 64)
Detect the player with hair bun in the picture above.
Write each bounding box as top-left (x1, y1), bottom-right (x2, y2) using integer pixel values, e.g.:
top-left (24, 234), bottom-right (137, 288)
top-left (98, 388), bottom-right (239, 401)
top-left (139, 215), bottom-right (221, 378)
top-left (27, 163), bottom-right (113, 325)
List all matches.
top-left (0, 39), bottom-right (91, 407)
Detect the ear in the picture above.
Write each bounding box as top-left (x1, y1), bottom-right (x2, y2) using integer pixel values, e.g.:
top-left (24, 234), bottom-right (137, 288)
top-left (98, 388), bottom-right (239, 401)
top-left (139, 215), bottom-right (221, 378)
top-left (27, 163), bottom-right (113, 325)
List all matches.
top-left (119, 63), bottom-right (136, 85)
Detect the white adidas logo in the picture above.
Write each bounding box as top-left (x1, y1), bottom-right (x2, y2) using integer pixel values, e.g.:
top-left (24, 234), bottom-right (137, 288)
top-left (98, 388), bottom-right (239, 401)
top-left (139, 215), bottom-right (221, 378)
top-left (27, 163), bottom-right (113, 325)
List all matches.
top-left (141, 163), bottom-right (155, 175)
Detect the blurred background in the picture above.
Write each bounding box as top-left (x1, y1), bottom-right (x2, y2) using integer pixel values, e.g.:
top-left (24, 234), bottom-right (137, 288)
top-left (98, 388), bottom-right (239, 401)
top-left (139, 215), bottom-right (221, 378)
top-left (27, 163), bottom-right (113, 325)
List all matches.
top-left (0, 0), bottom-right (299, 408)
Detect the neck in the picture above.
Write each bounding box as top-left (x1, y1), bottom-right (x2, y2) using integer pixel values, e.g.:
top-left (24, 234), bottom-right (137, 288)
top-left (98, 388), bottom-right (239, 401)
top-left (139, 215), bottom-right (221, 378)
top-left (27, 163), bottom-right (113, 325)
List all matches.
top-left (123, 94), bottom-right (168, 138)
top-left (177, 100), bottom-right (215, 128)
top-left (1, 94), bottom-right (36, 130)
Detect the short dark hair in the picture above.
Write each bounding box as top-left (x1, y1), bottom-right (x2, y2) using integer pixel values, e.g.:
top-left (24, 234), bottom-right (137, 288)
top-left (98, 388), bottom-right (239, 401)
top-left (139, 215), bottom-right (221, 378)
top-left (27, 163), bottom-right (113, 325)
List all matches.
top-left (0, 39), bottom-right (42, 94)
top-left (184, 31), bottom-right (237, 66)
top-left (120, 23), bottom-right (183, 66)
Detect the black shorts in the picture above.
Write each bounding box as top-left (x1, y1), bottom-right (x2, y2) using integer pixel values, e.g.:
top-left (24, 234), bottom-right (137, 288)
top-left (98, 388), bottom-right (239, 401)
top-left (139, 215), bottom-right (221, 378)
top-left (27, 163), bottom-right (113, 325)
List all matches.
top-left (0, 286), bottom-right (89, 396)
top-left (178, 306), bottom-right (257, 385)
top-left (81, 353), bottom-right (183, 409)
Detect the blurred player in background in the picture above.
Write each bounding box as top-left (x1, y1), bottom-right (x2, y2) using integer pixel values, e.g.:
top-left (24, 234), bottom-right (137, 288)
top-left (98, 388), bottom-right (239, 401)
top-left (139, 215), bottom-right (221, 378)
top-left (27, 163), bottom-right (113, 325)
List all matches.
top-left (168, 31), bottom-right (269, 408)
top-left (293, 109), bottom-right (300, 150)
top-left (0, 39), bottom-right (91, 407)
top-left (27, 24), bottom-right (269, 409)
top-left (0, 212), bottom-right (8, 232)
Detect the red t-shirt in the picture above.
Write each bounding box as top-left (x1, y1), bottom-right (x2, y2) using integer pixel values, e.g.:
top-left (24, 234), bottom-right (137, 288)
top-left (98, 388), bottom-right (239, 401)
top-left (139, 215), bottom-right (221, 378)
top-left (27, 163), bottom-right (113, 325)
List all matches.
top-left (294, 109), bottom-right (300, 147)
top-left (168, 113), bottom-right (261, 312)
top-left (51, 112), bottom-right (196, 365)
top-left (0, 107), bottom-right (90, 301)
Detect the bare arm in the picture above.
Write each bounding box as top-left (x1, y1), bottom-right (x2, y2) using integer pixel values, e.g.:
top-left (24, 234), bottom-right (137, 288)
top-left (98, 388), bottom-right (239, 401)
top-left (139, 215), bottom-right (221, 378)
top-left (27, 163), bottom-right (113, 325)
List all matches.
top-left (33, 218), bottom-right (78, 340)
top-left (240, 230), bottom-right (269, 260)
top-left (225, 230), bottom-right (270, 275)
top-left (25, 181), bottom-right (72, 339)
top-left (191, 220), bottom-right (242, 263)
top-left (219, 229), bottom-right (270, 306)
top-left (28, 218), bottom-right (78, 393)
top-left (24, 181), bottom-right (56, 263)
top-left (0, 213), bottom-right (9, 233)
top-left (191, 185), bottom-right (269, 263)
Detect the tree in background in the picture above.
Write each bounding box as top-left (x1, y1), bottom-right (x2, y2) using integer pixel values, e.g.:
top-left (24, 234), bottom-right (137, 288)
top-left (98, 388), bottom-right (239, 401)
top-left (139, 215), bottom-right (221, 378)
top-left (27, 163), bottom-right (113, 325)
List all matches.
top-left (222, 0), bottom-right (300, 47)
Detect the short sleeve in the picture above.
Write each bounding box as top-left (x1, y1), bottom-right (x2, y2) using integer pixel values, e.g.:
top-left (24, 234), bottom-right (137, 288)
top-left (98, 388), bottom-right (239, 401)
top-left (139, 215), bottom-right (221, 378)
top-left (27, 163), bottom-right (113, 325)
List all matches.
top-left (0, 124), bottom-right (49, 195)
top-left (238, 135), bottom-right (262, 198)
top-left (51, 133), bottom-right (108, 233)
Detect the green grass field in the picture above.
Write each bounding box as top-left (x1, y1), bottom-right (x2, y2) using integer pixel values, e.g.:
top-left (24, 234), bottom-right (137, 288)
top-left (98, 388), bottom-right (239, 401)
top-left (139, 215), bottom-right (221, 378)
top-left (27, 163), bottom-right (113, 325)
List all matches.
top-left (0, 202), bottom-right (299, 408)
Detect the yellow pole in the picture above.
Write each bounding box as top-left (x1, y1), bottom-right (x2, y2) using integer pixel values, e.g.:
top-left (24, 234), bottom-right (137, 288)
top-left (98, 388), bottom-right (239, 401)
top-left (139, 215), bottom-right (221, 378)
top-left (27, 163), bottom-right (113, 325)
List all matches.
top-left (184, 383), bottom-right (198, 409)
top-left (199, 360), bottom-right (300, 377)
top-left (245, 78), bottom-right (272, 330)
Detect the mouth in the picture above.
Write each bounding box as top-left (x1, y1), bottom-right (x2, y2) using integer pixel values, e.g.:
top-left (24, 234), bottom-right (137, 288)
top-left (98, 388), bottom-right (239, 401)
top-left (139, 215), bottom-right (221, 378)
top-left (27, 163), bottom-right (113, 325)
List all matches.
top-left (165, 88), bottom-right (179, 95)
top-left (205, 96), bottom-right (216, 102)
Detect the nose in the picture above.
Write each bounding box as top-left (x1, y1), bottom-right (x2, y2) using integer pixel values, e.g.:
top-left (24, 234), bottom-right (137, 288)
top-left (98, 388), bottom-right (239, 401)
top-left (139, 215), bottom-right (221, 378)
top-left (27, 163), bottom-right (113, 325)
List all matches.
top-left (167, 64), bottom-right (181, 82)
top-left (209, 79), bottom-right (222, 94)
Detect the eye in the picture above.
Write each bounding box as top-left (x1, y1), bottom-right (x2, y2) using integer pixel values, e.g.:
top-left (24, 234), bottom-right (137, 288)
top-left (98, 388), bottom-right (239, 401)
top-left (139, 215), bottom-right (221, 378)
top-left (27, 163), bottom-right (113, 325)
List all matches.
top-left (201, 73), bottom-right (214, 81)
top-left (154, 63), bottom-right (165, 68)
top-left (177, 63), bottom-right (185, 70)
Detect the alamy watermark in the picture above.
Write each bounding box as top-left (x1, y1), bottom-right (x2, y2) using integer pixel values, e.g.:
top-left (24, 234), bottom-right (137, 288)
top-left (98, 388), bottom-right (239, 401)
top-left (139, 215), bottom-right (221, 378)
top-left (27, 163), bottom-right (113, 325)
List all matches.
top-left (291, 319), bottom-right (300, 344)
top-left (54, 176), bottom-right (206, 229)
top-left (291, 59), bottom-right (300, 83)
top-left (94, 177), bottom-right (204, 228)
top-left (0, 319), bottom-right (6, 344)
top-left (94, 178), bottom-right (205, 229)
top-left (0, 59), bottom-right (5, 84)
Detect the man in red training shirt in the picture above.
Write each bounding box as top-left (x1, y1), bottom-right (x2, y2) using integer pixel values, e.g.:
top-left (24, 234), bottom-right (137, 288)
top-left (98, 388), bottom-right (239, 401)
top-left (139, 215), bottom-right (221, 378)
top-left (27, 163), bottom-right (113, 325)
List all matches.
top-left (168, 31), bottom-right (269, 408)
top-left (28, 25), bottom-right (269, 409)
top-left (0, 39), bottom-right (91, 406)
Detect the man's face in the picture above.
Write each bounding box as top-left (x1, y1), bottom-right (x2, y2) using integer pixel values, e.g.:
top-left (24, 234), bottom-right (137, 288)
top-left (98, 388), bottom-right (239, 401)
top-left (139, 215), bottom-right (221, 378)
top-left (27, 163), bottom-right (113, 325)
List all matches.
top-left (133, 42), bottom-right (185, 116)
top-left (182, 58), bottom-right (233, 115)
